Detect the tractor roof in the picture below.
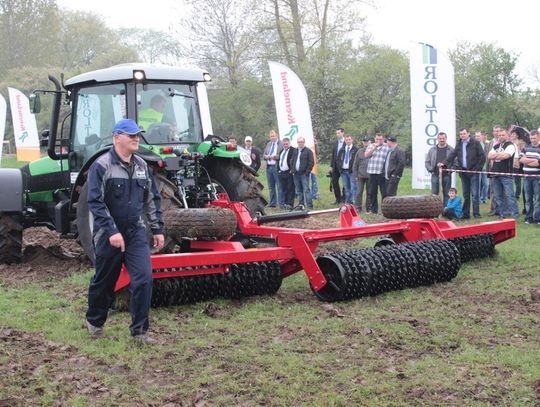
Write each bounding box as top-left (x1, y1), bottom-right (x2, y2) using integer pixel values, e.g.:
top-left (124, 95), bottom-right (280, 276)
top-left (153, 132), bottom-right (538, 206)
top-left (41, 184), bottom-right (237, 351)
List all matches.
top-left (64, 63), bottom-right (209, 89)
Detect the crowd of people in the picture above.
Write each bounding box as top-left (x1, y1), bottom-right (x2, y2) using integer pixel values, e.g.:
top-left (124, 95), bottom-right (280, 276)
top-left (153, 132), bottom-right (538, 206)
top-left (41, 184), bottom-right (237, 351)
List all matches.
top-left (426, 126), bottom-right (540, 223)
top-left (240, 124), bottom-right (540, 223)
top-left (240, 128), bottom-right (406, 212)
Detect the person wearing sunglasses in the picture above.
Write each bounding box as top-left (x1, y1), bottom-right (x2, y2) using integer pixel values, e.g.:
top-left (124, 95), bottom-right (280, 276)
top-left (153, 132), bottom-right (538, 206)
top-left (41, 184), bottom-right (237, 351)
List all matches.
top-left (85, 118), bottom-right (164, 345)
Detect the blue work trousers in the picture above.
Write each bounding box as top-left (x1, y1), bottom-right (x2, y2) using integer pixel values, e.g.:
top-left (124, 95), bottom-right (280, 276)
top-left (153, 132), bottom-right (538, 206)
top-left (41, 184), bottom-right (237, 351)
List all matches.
top-left (431, 173), bottom-right (452, 206)
top-left (87, 222), bottom-right (153, 336)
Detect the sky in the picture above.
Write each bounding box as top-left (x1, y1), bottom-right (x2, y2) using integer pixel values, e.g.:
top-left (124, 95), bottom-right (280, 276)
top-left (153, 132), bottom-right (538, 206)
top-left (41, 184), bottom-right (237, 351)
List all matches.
top-left (58, 0), bottom-right (540, 87)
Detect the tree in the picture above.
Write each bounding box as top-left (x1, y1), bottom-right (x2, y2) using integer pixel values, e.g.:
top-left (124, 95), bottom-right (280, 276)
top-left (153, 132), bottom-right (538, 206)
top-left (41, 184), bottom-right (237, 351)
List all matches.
top-left (179, 0), bottom-right (262, 87)
top-left (59, 10), bottom-right (138, 71)
top-left (449, 42), bottom-right (524, 130)
top-left (339, 44), bottom-right (410, 144)
top-left (0, 0), bottom-right (61, 72)
top-left (121, 28), bottom-right (181, 64)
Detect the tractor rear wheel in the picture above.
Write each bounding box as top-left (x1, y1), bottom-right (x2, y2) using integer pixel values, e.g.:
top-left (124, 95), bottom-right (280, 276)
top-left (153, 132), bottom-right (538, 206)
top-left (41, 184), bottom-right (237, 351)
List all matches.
top-left (0, 213), bottom-right (23, 264)
top-left (381, 195), bottom-right (443, 219)
top-left (76, 182), bottom-right (96, 265)
top-left (202, 157), bottom-right (267, 216)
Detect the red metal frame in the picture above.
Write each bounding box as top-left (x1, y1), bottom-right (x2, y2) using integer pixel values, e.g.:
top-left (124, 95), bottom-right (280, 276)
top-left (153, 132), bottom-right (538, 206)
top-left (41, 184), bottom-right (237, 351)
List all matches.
top-left (114, 199), bottom-right (516, 293)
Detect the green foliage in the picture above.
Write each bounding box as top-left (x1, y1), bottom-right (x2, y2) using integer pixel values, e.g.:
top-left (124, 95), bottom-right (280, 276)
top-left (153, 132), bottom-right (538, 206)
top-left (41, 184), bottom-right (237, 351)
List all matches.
top-left (449, 42), bottom-right (539, 130)
top-left (208, 78), bottom-right (276, 142)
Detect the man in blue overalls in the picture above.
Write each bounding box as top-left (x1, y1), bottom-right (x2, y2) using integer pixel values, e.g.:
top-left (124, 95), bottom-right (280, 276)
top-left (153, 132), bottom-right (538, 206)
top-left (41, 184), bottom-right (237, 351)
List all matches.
top-left (85, 119), bottom-right (164, 344)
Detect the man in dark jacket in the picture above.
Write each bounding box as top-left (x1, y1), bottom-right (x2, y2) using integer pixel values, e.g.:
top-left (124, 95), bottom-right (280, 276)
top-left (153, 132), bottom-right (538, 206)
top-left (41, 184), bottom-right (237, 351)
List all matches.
top-left (352, 136), bottom-right (371, 211)
top-left (244, 136), bottom-right (261, 172)
top-left (85, 119), bottom-right (164, 345)
top-left (384, 135), bottom-right (406, 197)
top-left (329, 127), bottom-right (345, 204)
top-left (445, 128), bottom-right (486, 219)
top-left (290, 136), bottom-right (315, 209)
top-left (337, 134), bottom-right (358, 204)
top-left (277, 137), bottom-right (296, 209)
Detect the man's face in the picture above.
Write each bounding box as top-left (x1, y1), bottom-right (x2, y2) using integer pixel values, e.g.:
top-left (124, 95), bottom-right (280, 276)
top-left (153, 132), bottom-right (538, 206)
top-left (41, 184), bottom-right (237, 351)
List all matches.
top-left (475, 132), bottom-right (484, 142)
top-left (114, 132), bottom-right (140, 154)
top-left (344, 136), bottom-right (353, 146)
top-left (459, 130), bottom-right (469, 140)
top-left (374, 135), bottom-right (383, 145)
top-left (245, 139), bottom-right (252, 148)
top-left (498, 130), bottom-right (509, 142)
top-left (363, 139), bottom-right (370, 146)
top-left (269, 131), bottom-right (278, 141)
top-left (437, 134), bottom-right (447, 146)
top-left (297, 138), bottom-right (305, 148)
top-left (282, 139), bottom-right (290, 149)
top-left (228, 138), bottom-right (237, 147)
top-left (530, 133), bottom-right (539, 146)
top-left (492, 127), bottom-right (500, 138)
top-left (336, 130), bottom-right (344, 139)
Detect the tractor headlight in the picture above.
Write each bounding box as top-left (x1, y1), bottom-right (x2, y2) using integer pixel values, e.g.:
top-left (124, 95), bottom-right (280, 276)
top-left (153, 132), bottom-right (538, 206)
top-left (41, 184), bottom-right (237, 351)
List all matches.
top-left (133, 70), bottom-right (146, 81)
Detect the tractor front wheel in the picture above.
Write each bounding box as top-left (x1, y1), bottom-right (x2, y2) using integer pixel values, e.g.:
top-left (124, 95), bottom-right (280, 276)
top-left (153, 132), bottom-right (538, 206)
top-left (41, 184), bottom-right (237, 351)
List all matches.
top-left (0, 213), bottom-right (23, 264)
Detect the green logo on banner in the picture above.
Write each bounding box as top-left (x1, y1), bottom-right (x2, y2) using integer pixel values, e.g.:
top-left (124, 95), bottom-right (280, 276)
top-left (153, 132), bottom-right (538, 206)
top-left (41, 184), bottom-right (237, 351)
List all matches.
top-left (284, 124), bottom-right (298, 140)
top-left (19, 131), bottom-right (28, 143)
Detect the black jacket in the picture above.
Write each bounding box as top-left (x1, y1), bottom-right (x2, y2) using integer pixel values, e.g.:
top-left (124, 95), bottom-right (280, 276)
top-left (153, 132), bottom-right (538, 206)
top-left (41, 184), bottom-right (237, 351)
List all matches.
top-left (290, 147), bottom-right (314, 175)
top-left (445, 137), bottom-right (485, 171)
top-left (385, 146), bottom-right (406, 178)
top-left (330, 138), bottom-right (345, 170)
top-left (247, 146), bottom-right (262, 171)
top-left (277, 146), bottom-right (296, 173)
top-left (337, 144), bottom-right (358, 171)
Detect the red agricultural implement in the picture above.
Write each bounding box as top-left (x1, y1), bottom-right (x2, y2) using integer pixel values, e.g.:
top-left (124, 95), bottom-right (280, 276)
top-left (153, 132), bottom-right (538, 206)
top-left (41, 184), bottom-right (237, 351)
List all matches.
top-left (114, 197), bottom-right (516, 306)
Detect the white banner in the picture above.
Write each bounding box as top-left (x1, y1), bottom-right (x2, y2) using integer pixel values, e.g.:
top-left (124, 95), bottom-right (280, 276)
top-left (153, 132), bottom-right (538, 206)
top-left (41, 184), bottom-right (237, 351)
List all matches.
top-left (410, 43), bottom-right (456, 189)
top-left (8, 87), bottom-right (41, 161)
top-left (268, 61), bottom-right (315, 152)
top-left (0, 94), bottom-right (6, 165)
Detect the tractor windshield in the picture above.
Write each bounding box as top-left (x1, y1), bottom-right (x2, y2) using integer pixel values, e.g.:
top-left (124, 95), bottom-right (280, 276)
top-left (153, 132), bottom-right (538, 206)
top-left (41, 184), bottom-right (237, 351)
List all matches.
top-left (136, 83), bottom-right (203, 144)
top-left (71, 83), bottom-right (127, 169)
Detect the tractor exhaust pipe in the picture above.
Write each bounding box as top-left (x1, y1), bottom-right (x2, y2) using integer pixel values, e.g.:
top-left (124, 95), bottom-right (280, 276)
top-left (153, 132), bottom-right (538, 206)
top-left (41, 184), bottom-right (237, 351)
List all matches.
top-left (47, 75), bottom-right (68, 161)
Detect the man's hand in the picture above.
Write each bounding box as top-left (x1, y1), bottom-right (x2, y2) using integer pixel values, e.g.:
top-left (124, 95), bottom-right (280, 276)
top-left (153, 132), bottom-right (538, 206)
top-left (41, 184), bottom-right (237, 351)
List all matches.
top-left (153, 234), bottom-right (165, 250)
top-left (109, 233), bottom-right (125, 252)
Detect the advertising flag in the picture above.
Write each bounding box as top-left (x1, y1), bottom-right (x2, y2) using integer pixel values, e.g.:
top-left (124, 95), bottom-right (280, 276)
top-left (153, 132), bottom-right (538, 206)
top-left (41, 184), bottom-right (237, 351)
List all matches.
top-left (268, 61), bottom-right (317, 172)
top-left (0, 94), bottom-right (6, 165)
top-left (8, 87), bottom-right (41, 161)
top-left (409, 43), bottom-right (456, 189)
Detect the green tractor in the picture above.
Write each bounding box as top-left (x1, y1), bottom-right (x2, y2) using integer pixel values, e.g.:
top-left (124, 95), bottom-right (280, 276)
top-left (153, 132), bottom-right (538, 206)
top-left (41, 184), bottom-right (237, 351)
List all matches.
top-left (0, 63), bottom-right (266, 264)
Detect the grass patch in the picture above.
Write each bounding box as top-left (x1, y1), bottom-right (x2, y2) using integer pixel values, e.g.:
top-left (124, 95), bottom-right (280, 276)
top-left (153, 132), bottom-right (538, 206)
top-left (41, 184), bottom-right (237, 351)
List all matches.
top-left (0, 166), bottom-right (539, 405)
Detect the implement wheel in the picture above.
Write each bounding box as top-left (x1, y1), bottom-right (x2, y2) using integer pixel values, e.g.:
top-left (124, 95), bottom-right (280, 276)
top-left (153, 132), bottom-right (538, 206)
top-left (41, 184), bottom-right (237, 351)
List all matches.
top-left (381, 195), bottom-right (443, 219)
top-left (0, 213), bottom-right (23, 264)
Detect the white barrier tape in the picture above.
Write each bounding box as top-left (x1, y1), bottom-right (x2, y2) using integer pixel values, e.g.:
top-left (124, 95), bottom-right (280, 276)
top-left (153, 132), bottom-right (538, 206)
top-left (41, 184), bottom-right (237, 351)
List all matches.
top-left (442, 167), bottom-right (540, 178)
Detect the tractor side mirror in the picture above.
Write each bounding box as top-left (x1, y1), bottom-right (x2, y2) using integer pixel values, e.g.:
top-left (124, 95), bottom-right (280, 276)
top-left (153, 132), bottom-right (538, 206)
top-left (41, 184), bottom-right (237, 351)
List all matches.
top-left (40, 129), bottom-right (50, 147)
top-left (29, 93), bottom-right (41, 113)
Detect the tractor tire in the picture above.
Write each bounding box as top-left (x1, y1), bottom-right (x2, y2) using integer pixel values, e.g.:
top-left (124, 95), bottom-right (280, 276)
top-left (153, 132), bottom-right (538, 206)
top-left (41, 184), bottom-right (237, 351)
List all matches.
top-left (381, 195), bottom-right (443, 219)
top-left (0, 213), bottom-right (23, 264)
top-left (76, 182), bottom-right (96, 265)
top-left (202, 157), bottom-right (267, 216)
top-left (162, 207), bottom-right (237, 241)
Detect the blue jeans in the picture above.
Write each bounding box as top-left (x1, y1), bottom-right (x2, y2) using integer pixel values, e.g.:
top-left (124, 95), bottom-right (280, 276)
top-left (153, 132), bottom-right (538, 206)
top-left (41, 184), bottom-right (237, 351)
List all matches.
top-left (492, 176), bottom-right (519, 218)
top-left (266, 165), bottom-right (280, 206)
top-left (460, 172), bottom-right (480, 218)
top-left (479, 172), bottom-right (489, 202)
top-left (340, 170), bottom-right (356, 203)
top-left (310, 172), bottom-right (319, 199)
top-left (523, 177), bottom-right (540, 222)
top-left (293, 173), bottom-right (313, 208)
top-left (431, 173), bottom-right (452, 205)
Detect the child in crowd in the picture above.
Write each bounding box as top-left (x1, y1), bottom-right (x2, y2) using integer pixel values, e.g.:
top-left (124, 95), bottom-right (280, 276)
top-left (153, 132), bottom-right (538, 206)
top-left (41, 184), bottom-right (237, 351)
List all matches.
top-left (443, 187), bottom-right (463, 220)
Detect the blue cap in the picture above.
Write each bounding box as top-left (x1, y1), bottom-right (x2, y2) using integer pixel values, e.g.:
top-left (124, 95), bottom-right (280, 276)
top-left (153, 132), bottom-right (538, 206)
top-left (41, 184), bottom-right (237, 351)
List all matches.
top-left (112, 119), bottom-right (145, 135)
